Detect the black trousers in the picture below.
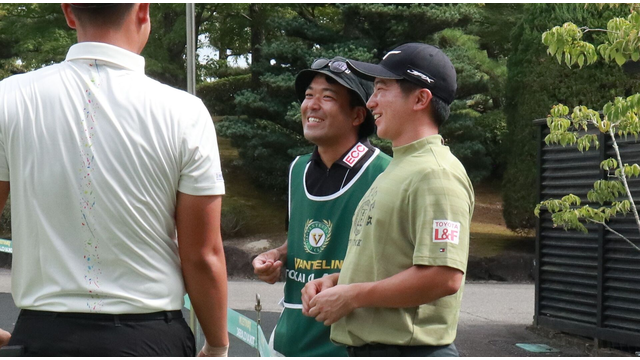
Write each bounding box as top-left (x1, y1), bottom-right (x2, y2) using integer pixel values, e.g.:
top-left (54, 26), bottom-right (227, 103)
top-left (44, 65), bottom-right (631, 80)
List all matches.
top-left (8, 309), bottom-right (195, 356)
top-left (346, 343), bottom-right (459, 357)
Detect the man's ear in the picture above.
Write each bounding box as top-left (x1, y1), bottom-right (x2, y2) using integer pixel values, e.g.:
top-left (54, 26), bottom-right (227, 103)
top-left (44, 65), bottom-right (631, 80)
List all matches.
top-left (413, 88), bottom-right (433, 111)
top-left (136, 3), bottom-right (151, 26)
top-left (61, 3), bottom-right (77, 29)
top-left (352, 107), bottom-right (366, 127)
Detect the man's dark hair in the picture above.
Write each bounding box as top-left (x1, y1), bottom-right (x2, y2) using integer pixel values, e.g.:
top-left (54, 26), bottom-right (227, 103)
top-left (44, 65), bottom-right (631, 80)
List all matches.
top-left (397, 79), bottom-right (450, 128)
top-left (70, 4), bottom-right (135, 29)
top-left (324, 75), bottom-right (375, 138)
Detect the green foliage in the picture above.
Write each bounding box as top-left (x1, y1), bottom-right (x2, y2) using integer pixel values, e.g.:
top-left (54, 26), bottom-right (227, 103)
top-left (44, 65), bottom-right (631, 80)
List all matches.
top-left (503, 4), bottom-right (640, 231)
top-left (0, 4), bottom-right (256, 87)
top-left (216, 115), bottom-right (310, 195)
top-left (539, 97), bottom-right (640, 240)
top-left (434, 27), bottom-right (508, 181)
top-left (542, 22), bottom-right (598, 68)
top-left (0, 4), bottom-right (75, 79)
top-left (467, 4), bottom-right (524, 59)
top-left (534, 6), bottom-right (640, 252)
top-left (219, 4), bottom-right (511, 195)
top-left (0, 197), bottom-right (10, 238)
top-left (542, 11), bottom-right (640, 68)
top-left (441, 108), bottom-right (502, 183)
top-left (535, 194), bottom-right (631, 234)
top-left (0, 4), bottom-right (513, 196)
top-left (143, 3), bottom-right (188, 88)
top-left (197, 74), bottom-right (251, 116)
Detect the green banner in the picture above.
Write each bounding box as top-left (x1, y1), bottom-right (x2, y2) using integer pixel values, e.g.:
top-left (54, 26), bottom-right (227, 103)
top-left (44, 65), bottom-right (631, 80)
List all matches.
top-left (227, 308), bottom-right (271, 356)
top-left (0, 239), bottom-right (11, 254)
top-left (183, 295), bottom-right (272, 357)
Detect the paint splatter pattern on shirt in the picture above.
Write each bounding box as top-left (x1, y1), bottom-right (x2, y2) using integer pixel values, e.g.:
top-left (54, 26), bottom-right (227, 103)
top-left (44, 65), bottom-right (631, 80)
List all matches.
top-left (79, 60), bottom-right (103, 312)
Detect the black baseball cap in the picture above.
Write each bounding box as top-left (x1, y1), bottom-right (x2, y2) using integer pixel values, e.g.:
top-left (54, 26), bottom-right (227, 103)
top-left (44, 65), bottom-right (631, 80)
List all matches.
top-left (295, 57), bottom-right (375, 135)
top-left (347, 43), bottom-right (457, 105)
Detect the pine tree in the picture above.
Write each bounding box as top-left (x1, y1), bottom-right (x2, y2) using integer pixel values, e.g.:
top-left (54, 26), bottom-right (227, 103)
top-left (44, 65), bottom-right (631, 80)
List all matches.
top-left (217, 3), bottom-right (510, 195)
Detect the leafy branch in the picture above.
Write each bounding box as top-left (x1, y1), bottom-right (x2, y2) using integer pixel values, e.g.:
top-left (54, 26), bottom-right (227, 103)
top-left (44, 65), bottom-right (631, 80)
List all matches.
top-left (541, 11), bottom-right (640, 67)
top-left (537, 7), bottom-right (640, 252)
top-left (536, 101), bottom-right (640, 252)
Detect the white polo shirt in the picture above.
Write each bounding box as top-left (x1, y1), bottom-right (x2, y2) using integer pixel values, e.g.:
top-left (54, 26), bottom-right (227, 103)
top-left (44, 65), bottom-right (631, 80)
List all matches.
top-left (0, 42), bottom-right (225, 313)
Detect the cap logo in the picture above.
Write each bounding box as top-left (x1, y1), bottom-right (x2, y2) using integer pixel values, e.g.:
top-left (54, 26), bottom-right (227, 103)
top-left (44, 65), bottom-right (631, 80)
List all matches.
top-left (407, 69), bottom-right (434, 84)
top-left (383, 51), bottom-right (402, 60)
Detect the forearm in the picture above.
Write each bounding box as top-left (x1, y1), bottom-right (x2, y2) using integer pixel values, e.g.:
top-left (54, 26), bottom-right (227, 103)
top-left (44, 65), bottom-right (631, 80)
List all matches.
top-left (176, 193), bottom-right (229, 348)
top-left (275, 241), bottom-right (288, 262)
top-left (351, 265), bottom-right (463, 309)
top-left (182, 250), bottom-right (229, 347)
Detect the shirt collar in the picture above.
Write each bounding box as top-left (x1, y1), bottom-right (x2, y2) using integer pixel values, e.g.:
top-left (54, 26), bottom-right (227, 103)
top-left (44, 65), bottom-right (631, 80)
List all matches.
top-left (65, 42), bottom-right (145, 73)
top-left (392, 134), bottom-right (444, 158)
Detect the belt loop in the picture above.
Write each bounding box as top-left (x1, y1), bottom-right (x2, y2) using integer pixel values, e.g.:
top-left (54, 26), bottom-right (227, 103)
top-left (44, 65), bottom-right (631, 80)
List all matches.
top-left (114, 315), bottom-right (121, 327)
top-left (164, 311), bottom-right (173, 324)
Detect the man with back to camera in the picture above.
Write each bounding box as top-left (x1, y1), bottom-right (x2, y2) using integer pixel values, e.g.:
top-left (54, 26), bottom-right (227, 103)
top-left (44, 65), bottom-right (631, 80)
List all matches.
top-left (0, 4), bottom-right (229, 356)
top-left (301, 43), bottom-right (475, 357)
top-left (251, 56), bottom-right (391, 356)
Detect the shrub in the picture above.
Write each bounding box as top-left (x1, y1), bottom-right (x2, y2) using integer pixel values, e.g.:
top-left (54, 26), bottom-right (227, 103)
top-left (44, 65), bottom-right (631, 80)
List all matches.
top-left (220, 202), bottom-right (250, 239)
top-left (0, 197), bottom-right (10, 238)
top-left (197, 74), bottom-right (252, 116)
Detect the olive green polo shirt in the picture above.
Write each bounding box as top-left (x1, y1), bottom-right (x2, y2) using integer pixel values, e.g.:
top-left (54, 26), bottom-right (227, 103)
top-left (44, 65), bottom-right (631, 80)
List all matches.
top-left (331, 135), bottom-right (474, 347)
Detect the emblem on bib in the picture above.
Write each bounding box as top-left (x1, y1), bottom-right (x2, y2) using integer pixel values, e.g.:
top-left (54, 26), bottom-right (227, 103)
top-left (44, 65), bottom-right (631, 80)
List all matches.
top-left (303, 219), bottom-right (332, 254)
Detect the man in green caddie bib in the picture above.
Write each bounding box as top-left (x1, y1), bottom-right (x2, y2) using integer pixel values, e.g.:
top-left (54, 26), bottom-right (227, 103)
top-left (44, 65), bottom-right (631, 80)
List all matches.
top-left (301, 43), bottom-right (475, 357)
top-left (251, 57), bottom-right (391, 356)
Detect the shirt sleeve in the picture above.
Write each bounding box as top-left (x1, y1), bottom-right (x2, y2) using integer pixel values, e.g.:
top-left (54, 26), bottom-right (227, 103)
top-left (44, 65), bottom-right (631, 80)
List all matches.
top-left (177, 99), bottom-right (225, 196)
top-left (410, 168), bottom-right (472, 273)
top-left (0, 82), bottom-right (10, 181)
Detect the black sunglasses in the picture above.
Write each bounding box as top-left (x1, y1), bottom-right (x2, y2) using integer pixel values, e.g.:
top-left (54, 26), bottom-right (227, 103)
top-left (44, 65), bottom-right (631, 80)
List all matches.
top-left (311, 58), bottom-right (348, 73)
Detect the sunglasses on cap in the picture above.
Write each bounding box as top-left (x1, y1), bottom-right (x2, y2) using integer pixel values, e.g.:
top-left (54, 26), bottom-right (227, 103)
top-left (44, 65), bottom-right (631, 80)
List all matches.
top-left (311, 58), bottom-right (348, 73)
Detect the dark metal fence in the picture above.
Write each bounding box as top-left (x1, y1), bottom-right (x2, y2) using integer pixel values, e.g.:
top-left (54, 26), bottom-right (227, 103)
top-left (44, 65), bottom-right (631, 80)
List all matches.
top-left (535, 118), bottom-right (640, 349)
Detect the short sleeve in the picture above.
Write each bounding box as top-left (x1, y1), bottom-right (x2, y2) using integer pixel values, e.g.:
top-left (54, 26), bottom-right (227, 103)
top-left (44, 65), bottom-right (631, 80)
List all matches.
top-left (410, 168), bottom-right (472, 273)
top-left (177, 99), bottom-right (225, 196)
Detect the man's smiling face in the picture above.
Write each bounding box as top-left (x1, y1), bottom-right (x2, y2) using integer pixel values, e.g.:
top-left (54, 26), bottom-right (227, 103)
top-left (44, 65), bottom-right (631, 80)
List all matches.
top-left (301, 74), bottom-right (360, 148)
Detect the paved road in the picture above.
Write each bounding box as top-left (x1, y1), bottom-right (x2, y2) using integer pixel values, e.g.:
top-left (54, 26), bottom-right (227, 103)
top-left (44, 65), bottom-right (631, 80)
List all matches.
top-left (0, 271), bottom-right (586, 356)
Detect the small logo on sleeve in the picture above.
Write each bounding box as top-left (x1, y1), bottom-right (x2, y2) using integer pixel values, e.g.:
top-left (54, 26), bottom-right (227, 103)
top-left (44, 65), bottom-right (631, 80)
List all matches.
top-left (343, 142), bottom-right (369, 167)
top-left (433, 220), bottom-right (460, 244)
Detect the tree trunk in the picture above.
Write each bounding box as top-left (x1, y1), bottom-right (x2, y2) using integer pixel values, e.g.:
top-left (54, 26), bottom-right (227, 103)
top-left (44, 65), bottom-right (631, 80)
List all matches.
top-left (250, 3), bottom-right (265, 89)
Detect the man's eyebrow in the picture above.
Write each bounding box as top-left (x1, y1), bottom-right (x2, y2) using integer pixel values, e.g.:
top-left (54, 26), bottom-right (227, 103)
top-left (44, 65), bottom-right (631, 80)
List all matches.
top-left (306, 85), bottom-right (339, 94)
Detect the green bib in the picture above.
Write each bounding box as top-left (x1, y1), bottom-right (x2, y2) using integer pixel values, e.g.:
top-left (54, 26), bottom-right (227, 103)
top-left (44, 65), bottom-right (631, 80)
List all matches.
top-left (273, 149), bottom-right (390, 357)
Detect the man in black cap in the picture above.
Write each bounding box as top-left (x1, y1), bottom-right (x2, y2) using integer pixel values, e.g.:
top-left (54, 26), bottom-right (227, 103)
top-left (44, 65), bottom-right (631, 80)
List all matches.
top-left (301, 43), bottom-right (475, 357)
top-left (0, 4), bottom-right (228, 356)
top-left (252, 57), bottom-right (390, 356)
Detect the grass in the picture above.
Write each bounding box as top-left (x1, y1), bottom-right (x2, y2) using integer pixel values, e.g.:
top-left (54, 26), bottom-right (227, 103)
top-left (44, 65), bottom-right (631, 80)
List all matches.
top-left (218, 137), bottom-right (287, 238)
top-left (469, 180), bottom-right (534, 257)
top-left (469, 232), bottom-right (534, 258)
